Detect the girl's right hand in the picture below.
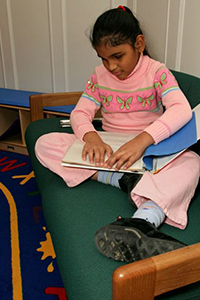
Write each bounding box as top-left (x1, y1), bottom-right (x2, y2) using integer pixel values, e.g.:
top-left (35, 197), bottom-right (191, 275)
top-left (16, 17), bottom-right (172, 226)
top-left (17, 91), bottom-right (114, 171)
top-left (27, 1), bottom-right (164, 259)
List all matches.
top-left (82, 131), bottom-right (113, 166)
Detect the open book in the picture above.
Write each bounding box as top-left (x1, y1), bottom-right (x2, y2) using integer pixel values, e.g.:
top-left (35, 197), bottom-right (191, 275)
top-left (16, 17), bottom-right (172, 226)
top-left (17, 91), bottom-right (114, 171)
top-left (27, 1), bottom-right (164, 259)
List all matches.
top-left (61, 104), bottom-right (200, 174)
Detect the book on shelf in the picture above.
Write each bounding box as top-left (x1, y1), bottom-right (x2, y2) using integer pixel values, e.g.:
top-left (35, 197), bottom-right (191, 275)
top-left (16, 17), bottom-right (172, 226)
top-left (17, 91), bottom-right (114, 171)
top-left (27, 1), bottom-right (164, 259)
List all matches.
top-left (61, 104), bottom-right (200, 174)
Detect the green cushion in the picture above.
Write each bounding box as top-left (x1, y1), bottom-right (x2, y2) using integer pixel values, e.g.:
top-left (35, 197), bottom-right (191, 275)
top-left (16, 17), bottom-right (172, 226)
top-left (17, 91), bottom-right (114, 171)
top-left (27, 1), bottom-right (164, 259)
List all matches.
top-left (25, 71), bottom-right (200, 300)
top-left (171, 70), bottom-right (200, 109)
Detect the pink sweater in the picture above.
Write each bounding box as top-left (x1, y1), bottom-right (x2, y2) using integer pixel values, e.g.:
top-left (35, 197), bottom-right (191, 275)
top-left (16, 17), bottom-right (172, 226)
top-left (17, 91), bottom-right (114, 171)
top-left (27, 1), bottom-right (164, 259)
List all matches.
top-left (70, 55), bottom-right (192, 144)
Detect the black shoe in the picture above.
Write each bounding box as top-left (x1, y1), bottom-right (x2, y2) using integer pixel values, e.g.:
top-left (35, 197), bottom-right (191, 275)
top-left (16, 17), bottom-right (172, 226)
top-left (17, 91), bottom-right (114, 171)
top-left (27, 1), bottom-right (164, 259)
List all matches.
top-left (119, 173), bottom-right (143, 206)
top-left (119, 173), bottom-right (143, 193)
top-left (94, 218), bottom-right (186, 263)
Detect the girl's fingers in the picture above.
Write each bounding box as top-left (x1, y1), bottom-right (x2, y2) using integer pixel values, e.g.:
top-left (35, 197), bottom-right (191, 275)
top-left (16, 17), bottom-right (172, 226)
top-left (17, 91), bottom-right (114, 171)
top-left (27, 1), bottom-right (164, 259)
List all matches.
top-left (82, 145), bottom-right (95, 163)
top-left (103, 147), bottom-right (113, 164)
top-left (105, 152), bottom-right (122, 169)
top-left (82, 145), bottom-right (112, 165)
top-left (105, 152), bottom-right (138, 170)
top-left (82, 146), bottom-right (88, 161)
top-left (88, 149), bottom-right (94, 164)
top-left (95, 148), bottom-right (103, 165)
top-left (114, 156), bottom-right (130, 170)
top-left (96, 145), bottom-right (113, 165)
top-left (120, 157), bottom-right (136, 170)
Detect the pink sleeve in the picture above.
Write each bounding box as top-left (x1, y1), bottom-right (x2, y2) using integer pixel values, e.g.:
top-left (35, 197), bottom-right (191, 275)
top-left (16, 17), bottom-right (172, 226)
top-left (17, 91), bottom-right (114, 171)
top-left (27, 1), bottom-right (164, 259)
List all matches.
top-left (70, 73), bottom-right (102, 141)
top-left (144, 69), bottom-right (192, 144)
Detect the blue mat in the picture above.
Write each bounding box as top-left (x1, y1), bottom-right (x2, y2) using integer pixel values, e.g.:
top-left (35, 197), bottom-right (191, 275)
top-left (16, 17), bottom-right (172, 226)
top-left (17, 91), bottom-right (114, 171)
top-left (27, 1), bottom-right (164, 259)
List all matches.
top-left (0, 88), bottom-right (75, 114)
top-left (143, 112), bottom-right (197, 171)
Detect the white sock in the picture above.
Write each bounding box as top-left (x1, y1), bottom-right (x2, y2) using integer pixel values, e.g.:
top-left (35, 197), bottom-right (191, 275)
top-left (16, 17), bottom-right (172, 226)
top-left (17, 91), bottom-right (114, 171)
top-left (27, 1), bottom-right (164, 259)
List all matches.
top-left (132, 200), bottom-right (165, 228)
top-left (97, 171), bottom-right (124, 188)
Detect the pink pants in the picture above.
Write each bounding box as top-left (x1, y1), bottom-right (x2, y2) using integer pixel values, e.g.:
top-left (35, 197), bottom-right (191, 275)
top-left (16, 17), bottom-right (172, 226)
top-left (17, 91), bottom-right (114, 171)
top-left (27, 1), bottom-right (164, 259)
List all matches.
top-left (35, 132), bottom-right (200, 229)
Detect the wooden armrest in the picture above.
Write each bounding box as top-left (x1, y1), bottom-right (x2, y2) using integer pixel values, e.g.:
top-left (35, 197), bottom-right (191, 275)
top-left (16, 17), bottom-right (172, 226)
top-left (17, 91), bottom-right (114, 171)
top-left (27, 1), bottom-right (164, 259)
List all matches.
top-left (29, 91), bottom-right (82, 122)
top-left (113, 243), bottom-right (200, 300)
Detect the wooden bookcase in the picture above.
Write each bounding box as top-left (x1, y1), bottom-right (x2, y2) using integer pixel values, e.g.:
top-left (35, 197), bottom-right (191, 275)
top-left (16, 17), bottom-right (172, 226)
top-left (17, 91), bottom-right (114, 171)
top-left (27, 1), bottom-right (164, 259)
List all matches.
top-left (0, 103), bottom-right (71, 155)
top-left (0, 104), bottom-right (31, 155)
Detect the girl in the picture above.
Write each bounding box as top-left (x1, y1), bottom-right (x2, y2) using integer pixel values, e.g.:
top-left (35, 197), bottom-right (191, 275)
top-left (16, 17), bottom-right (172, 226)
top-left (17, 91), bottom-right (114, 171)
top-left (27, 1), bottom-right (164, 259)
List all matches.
top-left (35, 6), bottom-right (200, 263)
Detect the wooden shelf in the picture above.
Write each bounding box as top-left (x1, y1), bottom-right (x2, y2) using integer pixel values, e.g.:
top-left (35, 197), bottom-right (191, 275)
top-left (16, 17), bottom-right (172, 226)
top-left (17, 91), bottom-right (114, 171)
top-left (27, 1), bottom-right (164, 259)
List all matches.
top-left (0, 103), bottom-right (71, 155)
top-left (0, 102), bottom-right (28, 154)
top-left (0, 105), bottom-right (29, 154)
top-left (0, 141), bottom-right (28, 155)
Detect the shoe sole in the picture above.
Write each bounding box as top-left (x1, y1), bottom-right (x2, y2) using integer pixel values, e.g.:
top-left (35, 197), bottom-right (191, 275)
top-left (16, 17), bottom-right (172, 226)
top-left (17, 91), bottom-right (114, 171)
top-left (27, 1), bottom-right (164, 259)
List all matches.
top-left (95, 225), bottom-right (185, 263)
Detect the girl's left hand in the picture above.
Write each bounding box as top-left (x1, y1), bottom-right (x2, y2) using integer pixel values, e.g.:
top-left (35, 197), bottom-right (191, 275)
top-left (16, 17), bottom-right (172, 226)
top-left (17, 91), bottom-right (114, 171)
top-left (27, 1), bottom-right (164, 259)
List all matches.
top-left (104, 132), bottom-right (154, 171)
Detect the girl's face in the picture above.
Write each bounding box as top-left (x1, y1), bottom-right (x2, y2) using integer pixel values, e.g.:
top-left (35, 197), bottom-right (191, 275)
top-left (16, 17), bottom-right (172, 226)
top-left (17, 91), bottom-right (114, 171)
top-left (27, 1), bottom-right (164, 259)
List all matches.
top-left (95, 42), bottom-right (140, 80)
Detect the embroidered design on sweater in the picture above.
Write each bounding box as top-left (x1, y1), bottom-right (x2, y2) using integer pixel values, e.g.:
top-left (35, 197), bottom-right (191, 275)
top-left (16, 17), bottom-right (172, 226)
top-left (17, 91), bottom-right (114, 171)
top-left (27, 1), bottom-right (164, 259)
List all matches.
top-left (137, 94), bottom-right (154, 108)
top-left (87, 77), bottom-right (98, 93)
top-left (100, 95), bottom-right (112, 107)
top-left (154, 72), bottom-right (167, 89)
top-left (117, 96), bottom-right (132, 110)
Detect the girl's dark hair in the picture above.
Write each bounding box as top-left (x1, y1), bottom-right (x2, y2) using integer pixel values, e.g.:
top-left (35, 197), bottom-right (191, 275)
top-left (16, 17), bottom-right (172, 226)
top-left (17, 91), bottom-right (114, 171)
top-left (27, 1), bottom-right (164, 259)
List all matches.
top-left (90, 6), bottom-right (149, 56)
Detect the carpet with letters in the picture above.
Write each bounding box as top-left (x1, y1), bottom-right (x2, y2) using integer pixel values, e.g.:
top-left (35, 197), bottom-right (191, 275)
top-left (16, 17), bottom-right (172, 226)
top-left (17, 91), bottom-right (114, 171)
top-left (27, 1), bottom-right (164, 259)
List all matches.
top-left (0, 150), bottom-right (67, 300)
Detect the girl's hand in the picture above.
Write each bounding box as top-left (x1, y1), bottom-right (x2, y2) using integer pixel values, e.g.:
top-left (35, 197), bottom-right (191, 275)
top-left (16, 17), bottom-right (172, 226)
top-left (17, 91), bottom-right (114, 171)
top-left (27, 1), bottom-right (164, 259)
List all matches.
top-left (82, 131), bottom-right (113, 166)
top-left (104, 132), bottom-right (154, 171)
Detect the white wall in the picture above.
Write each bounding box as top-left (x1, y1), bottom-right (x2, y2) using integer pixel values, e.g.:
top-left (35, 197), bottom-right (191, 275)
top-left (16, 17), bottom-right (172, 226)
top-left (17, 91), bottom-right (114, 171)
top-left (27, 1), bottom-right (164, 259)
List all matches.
top-left (0, 0), bottom-right (199, 93)
top-left (135, 0), bottom-right (200, 76)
